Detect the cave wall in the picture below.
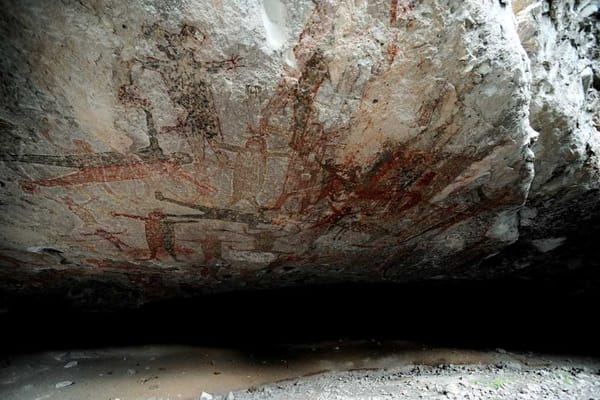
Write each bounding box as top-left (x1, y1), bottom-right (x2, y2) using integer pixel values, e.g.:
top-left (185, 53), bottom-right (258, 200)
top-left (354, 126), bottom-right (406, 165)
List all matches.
top-left (0, 0), bottom-right (598, 307)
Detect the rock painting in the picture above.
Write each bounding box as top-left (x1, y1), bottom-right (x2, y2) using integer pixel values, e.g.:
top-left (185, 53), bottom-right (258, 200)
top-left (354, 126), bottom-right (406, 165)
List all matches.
top-left (0, 0), bottom-right (557, 298)
top-left (119, 22), bottom-right (224, 161)
top-left (4, 108), bottom-right (213, 195)
top-left (82, 229), bottom-right (130, 251)
top-left (111, 210), bottom-right (196, 261)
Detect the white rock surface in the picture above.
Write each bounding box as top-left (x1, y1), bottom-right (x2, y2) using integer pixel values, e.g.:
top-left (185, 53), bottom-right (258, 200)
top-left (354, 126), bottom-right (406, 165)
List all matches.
top-left (514, 0), bottom-right (600, 198)
top-left (200, 392), bottom-right (214, 400)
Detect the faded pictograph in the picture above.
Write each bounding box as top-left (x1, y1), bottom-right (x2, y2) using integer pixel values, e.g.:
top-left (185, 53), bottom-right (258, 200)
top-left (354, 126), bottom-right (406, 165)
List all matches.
top-left (273, 51), bottom-right (334, 215)
top-left (154, 191), bottom-right (270, 228)
top-left (118, 22), bottom-right (240, 161)
top-left (153, 191), bottom-right (297, 264)
top-left (215, 124), bottom-right (290, 211)
top-left (61, 196), bottom-right (98, 225)
top-left (81, 228), bottom-right (130, 252)
top-left (390, 0), bottom-right (418, 25)
top-left (3, 107), bottom-right (213, 195)
top-left (111, 210), bottom-right (196, 261)
top-left (1, 3), bottom-right (482, 270)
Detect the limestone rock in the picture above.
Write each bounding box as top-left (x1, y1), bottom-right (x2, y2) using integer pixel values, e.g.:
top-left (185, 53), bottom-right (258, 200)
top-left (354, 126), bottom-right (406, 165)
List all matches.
top-left (0, 0), bottom-right (597, 307)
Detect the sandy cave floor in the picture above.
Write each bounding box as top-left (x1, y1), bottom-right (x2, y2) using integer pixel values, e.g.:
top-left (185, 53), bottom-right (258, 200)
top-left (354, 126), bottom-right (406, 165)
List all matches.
top-left (1, 341), bottom-right (599, 400)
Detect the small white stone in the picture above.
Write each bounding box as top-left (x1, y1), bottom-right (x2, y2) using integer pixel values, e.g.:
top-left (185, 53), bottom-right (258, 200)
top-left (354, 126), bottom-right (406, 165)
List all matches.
top-left (200, 392), bottom-right (213, 400)
top-left (55, 381), bottom-right (74, 388)
top-left (445, 383), bottom-right (460, 394)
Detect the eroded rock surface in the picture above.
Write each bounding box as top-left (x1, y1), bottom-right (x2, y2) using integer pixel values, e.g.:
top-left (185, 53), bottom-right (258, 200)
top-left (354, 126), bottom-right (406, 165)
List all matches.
top-left (0, 0), bottom-right (598, 307)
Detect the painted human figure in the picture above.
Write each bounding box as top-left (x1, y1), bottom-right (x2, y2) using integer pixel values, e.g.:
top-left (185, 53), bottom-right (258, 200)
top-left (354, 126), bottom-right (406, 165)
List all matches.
top-left (249, 50), bottom-right (332, 215)
top-left (216, 129), bottom-right (290, 212)
top-left (231, 135), bottom-right (268, 210)
top-left (111, 210), bottom-right (195, 261)
top-left (121, 23), bottom-right (223, 161)
top-left (8, 107), bottom-right (213, 195)
top-left (18, 152), bottom-right (212, 194)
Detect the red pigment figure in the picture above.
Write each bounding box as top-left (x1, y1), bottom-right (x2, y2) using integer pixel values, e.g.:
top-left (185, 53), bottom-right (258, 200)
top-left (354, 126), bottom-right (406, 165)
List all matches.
top-left (20, 153), bottom-right (214, 195)
top-left (214, 120), bottom-right (288, 211)
top-left (13, 106), bottom-right (215, 196)
top-left (82, 229), bottom-right (130, 251)
top-left (111, 210), bottom-right (196, 261)
top-left (231, 135), bottom-right (267, 209)
top-left (264, 49), bottom-right (331, 214)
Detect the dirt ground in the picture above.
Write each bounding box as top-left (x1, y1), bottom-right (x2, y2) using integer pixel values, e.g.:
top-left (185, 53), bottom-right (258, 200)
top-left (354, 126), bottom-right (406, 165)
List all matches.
top-left (1, 341), bottom-right (599, 400)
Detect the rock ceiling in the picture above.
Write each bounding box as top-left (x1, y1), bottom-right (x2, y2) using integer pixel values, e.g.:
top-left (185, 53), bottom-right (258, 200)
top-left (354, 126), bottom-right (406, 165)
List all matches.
top-left (0, 0), bottom-right (598, 306)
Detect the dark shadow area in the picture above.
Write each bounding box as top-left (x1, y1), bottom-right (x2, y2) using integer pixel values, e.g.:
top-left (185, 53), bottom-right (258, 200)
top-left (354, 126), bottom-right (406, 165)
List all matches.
top-left (0, 273), bottom-right (598, 357)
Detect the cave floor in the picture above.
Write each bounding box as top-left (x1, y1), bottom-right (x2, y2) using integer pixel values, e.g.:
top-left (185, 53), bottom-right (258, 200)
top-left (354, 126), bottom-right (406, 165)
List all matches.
top-left (1, 341), bottom-right (599, 400)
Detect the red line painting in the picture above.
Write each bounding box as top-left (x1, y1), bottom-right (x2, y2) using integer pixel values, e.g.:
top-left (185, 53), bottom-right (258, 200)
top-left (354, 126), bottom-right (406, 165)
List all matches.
top-left (10, 95), bottom-right (215, 196)
top-left (260, 49), bottom-right (332, 215)
top-left (20, 156), bottom-right (214, 194)
top-left (82, 229), bottom-right (130, 251)
top-left (61, 196), bottom-right (98, 224)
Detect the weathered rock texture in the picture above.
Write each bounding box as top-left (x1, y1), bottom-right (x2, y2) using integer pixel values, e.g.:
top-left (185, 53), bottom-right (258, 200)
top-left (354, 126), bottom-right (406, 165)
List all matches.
top-left (0, 0), bottom-right (598, 307)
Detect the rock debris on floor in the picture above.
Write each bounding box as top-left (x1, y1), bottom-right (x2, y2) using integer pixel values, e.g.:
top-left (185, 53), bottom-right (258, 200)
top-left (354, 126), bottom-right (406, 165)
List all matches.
top-left (230, 363), bottom-right (600, 400)
top-left (1, 342), bottom-right (599, 400)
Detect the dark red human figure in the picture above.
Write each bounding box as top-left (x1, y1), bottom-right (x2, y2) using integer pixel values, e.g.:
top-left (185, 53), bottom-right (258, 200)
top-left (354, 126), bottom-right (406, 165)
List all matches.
top-left (111, 210), bottom-right (195, 261)
top-left (20, 153), bottom-right (214, 195)
top-left (231, 135), bottom-right (268, 209)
